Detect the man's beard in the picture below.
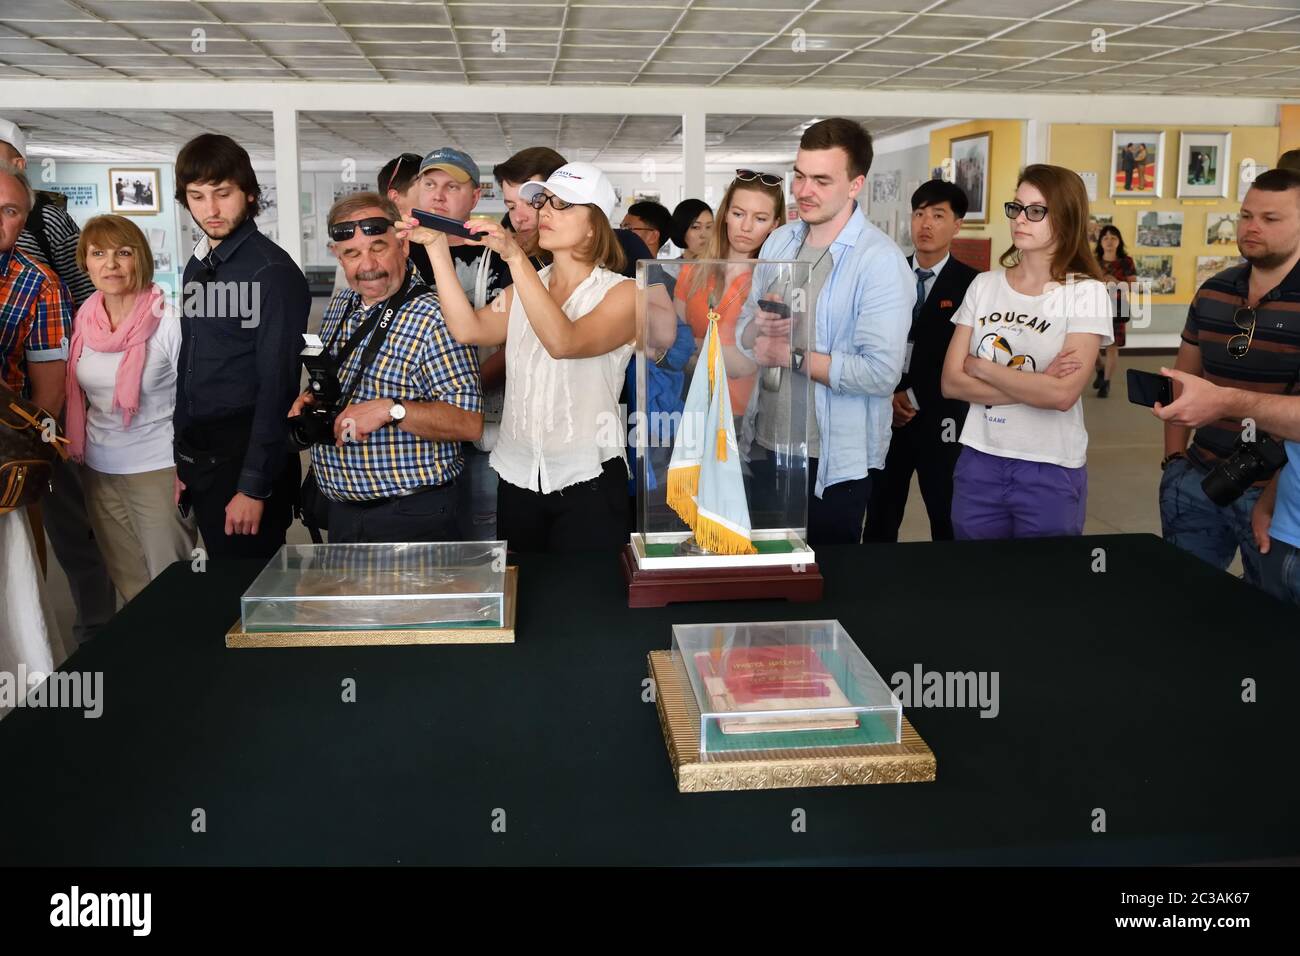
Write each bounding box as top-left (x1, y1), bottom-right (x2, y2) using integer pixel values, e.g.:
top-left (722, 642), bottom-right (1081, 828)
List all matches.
top-left (197, 206), bottom-right (248, 240)
top-left (1241, 244), bottom-right (1297, 270)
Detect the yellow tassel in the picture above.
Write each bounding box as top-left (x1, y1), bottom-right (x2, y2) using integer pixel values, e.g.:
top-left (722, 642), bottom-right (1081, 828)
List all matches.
top-left (694, 514), bottom-right (757, 555)
top-left (666, 464), bottom-right (700, 528)
top-left (716, 427), bottom-right (727, 462)
top-left (706, 316), bottom-right (720, 397)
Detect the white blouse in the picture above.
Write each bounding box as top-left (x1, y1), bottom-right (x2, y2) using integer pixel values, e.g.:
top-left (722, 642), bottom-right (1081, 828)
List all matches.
top-left (490, 264), bottom-right (632, 495)
top-left (74, 304), bottom-right (182, 475)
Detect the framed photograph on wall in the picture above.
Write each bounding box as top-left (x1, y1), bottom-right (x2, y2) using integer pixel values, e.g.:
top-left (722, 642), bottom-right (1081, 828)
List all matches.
top-left (1177, 132), bottom-right (1231, 199)
top-left (1136, 210), bottom-right (1183, 248)
top-left (950, 131), bottom-right (990, 224)
top-left (1135, 254), bottom-right (1176, 295)
top-left (1206, 212), bottom-right (1238, 246)
top-left (108, 168), bottom-right (161, 215)
top-left (1109, 131), bottom-right (1165, 198)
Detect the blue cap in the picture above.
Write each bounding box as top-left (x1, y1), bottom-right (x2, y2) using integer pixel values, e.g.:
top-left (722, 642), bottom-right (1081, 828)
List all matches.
top-left (418, 146), bottom-right (480, 184)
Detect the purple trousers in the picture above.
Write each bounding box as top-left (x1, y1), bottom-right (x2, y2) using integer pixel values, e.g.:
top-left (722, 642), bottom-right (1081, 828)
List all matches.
top-left (951, 445), bottom-right (1087, 540)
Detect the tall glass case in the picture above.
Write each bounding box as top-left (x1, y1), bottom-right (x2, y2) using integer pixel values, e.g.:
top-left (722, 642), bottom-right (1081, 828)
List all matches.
top-left (241, 542), bottom-right (506, 632)
top-left (671, 620), bottom-right (902, 757)
top-left (629, 257), bottom-right (815, 571)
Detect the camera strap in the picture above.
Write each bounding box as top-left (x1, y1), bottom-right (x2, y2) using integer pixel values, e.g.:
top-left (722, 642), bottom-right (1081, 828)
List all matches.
top-left (330, 276), bottom-right (429, 409)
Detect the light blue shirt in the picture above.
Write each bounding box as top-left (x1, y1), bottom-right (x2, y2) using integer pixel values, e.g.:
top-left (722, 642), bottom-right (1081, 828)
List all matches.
top-left (1270, 445), bottom-right (1300, 549)
top-left (737, 203), bottom-right (915, 497)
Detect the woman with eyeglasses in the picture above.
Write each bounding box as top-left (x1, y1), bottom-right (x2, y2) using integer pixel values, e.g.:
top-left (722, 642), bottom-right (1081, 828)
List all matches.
top-left (941, 164), bottom-right (1113, 539)
top-left (670, 198), bottom-right (714, 260)
top-left (676, 169), bottom-right (786, 420)
top-left (1092, 224), bottom-right (1137, 398)
top-left (399, 162), bottom-right (636, 553)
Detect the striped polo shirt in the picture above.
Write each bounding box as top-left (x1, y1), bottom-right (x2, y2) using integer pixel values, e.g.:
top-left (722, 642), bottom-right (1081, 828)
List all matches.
top-left (1182, 259), bottom-right (1300, 470)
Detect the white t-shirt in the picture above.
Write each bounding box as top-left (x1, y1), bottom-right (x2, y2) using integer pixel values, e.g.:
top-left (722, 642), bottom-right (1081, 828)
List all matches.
top-left (952, 269), bottom-right (1113, 468)
top-left (74, 306), bottom-right (182, 475)
top-left (491, 265), bottom-right (632, 494)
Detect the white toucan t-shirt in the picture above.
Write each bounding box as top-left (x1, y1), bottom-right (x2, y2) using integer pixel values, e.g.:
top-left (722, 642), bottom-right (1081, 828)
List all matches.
top-left (951, 269), bottom-right (1113, 468)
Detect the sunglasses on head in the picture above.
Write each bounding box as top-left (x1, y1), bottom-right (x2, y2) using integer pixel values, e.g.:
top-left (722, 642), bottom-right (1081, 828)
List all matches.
top-left (385, 153), bottom-right (421, 194)
top-left (1004, 201), bottom-right (1048, 222)
top-left (529, 192), bottom-right (578, 211)
top-left (328, 216), bottom-right (394, 242)
top-left (736, 169), bottom-right (783, 187)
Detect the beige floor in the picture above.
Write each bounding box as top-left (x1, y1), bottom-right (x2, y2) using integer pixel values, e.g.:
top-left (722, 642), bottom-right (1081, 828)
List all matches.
top-left (41, 351), bottom-right (1188, 641)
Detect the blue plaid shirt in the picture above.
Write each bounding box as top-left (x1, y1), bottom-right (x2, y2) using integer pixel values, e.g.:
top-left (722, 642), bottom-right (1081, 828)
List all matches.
top-left (311, 267), bottom-right (482, 502)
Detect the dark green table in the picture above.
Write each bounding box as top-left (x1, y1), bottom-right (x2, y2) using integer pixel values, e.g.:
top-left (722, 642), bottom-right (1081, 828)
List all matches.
top-left (2, 534), bottom-right (1297, 865)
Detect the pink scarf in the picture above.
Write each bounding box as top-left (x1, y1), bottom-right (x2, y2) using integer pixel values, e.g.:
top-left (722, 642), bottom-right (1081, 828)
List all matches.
top-left (65, 284), bottom-right (166, 461)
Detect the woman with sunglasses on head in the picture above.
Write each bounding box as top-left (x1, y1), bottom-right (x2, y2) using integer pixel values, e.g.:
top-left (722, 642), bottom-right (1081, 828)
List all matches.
top-left (941, 164), bottom-right (1113, 539)
top-left (1091, 224), bottom-right (1137, 398)
top-left (399, 163), bottom-right (636, 553)
top-left (676, 169), bottom-right (786, 422)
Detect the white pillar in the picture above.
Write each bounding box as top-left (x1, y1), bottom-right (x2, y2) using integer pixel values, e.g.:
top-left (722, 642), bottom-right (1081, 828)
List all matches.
top-left (271, 106), bottom-right (303, 267)
top-left (1024, 119), bottom-right (1049, 167)
top-left (681, 110), bottom-right (706, 205)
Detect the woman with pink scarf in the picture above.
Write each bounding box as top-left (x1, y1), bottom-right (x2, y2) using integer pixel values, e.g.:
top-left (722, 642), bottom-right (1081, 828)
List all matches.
top-left (66, 215), bottom-right (195, 602)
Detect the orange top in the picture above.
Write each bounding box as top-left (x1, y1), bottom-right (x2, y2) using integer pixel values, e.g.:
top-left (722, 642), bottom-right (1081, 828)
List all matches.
top-left (675, 264), bottom-right (755, 415)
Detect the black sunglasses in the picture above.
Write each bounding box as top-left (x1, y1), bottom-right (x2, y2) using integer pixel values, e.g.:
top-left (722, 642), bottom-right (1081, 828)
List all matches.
top-left (328, 216), bottom-right (394, 242)
top-left (736, 168), bottom-right (783, 187)
top-left (1004, 201), bottom-right (1048, 222)
top-left (529, 193), bottom-right (578, 211)
top-left (385, 153), bottom-right (421, 194)
top-left (1228, 307), bottom-right (1256, 359)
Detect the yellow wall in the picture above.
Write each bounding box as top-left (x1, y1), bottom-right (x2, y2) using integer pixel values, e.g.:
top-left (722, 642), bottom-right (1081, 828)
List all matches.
top-left (1049, 123), bottom-right (1279, 305)
top-left (929, 119), bottom-right (1023, 245)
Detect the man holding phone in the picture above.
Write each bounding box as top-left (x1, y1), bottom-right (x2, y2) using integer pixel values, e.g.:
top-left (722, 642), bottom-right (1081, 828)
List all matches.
top-left (736, 118), bottom-right (914, 546)
top-left (1154, 168), bottom-right (1300, 590)
top-left (864, 180), bottom-right (977, 543)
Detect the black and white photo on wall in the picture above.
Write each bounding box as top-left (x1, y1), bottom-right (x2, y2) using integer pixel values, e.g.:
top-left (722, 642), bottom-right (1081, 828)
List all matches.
top-left (108, 167), bottom-right (160, 215)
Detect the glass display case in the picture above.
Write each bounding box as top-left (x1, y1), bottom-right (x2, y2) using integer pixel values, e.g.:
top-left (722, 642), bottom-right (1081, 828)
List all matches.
top-left (671, 620), bottom-right (901, 758)
top-left (628, 257), bottom-right (815, 572)
top-left (240, 541), bottom-right (506, 632)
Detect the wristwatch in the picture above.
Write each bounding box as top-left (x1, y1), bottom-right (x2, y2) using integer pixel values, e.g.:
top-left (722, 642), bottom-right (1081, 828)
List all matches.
top-left (792, 347), bottom-right (806, 373)
top-left (389, 400), bottom-right (407, 424)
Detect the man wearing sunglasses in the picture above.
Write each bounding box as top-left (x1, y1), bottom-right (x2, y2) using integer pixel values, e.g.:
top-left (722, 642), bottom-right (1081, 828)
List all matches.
top-left (290, 193), bottom-right (482, 544)
top-left (1154, 168), bottom-right (1300, 589)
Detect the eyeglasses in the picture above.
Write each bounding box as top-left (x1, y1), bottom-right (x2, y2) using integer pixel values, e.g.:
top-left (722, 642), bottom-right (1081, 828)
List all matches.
top-left (328, 216), bottom-right (394, 242)
top-left (736, 169), bottom-right (783, 187)
top-left (529, 193), bottom-right (578, 211)
top-left (1004, 201), bottom-right (1048, 222)
top-left (1229, 307), bottom-right (1257, 359)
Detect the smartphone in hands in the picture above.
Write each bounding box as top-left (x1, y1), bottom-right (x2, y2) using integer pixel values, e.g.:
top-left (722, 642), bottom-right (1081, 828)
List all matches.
top-left (411, 209), bottom-right (477, 240)
top-left (1127, 368), bottom-right (1174, 407)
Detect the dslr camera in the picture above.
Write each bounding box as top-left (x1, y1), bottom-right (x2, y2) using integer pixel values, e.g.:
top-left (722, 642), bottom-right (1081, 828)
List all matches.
top-left (288, 334), bottom-right (342, 448)
top-left (1201, 433), bottom-right (1288, 506)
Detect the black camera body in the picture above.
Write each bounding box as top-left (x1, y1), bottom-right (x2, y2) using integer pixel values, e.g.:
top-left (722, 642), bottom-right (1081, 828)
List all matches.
top-left (288, 338), bottom-right (343, 448)
top-left (1201, 433), bottom-right (1288, 506)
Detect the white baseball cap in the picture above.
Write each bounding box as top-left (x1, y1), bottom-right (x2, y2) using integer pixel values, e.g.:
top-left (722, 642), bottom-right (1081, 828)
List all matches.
top-left (0, 118), bottom-right (26, 158)
top-left (519, 162), bottom-right (618, 219)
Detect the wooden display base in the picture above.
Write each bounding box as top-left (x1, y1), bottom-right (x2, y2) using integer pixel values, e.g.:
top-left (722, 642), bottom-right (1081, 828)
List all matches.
top-left (621, 544), bottom-right (823, 607)
top-left (648, 650), bottom-right (936, 793)
top-left (225, 566), bottom-right (517, 647)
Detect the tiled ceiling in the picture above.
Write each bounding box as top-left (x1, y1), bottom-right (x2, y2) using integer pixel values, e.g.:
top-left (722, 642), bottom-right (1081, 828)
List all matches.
top-left (3, 108), bottom-right (932, 164)
top-left (0, 0), bottom-right (1297, 97)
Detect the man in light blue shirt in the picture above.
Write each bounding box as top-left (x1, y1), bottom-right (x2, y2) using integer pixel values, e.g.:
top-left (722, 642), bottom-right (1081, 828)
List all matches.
top-left (736, 118), bottom-right (914, 545)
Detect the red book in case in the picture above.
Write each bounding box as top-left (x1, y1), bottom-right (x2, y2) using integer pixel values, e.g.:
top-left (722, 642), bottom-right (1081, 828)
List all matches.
top-left (693, 645), bottom-right (860, 734)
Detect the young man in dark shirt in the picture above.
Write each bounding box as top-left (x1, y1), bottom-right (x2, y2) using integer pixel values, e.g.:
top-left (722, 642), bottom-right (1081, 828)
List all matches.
top-left (864, 179), bottom-right (978, 542)
top-left (173, 133), bottom-right (310, 560)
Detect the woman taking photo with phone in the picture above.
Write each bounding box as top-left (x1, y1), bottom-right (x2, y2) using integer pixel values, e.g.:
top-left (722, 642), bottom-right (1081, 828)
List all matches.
top-left (1092, 224), bottom-right (1137, 398)
top-left (64, 214), bottom-right (197, 601)
top-left (676, 169), bottom-right (786, 421)
top-left (941, 164), bottom-right (1113, 539)
top-left (400, 162), bottom-right (636, 553)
